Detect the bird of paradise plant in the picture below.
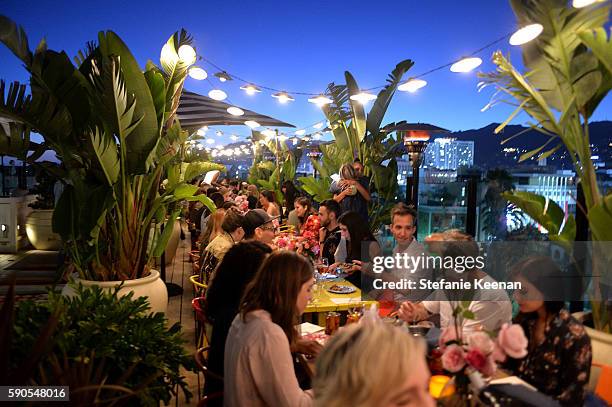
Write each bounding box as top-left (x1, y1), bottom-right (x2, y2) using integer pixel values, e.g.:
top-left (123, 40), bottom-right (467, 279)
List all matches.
top-left (479, 0), bottom-right (612, 332)
top-left (0, 16), bottom-right (215, 281)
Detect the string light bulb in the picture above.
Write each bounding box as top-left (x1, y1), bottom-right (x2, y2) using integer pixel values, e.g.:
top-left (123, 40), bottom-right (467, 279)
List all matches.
top-left (196, 126), bottom-right (208, 136)
top-left (208, 89), bottom-right (227, 101)
top-left (240, 84), bottom-right (262, 95)
top-left (177, 44), bottom-right (196, 65)
top-left (272, 91), bottom-right (295, 103)
top-left (206, 138), bottom-right (215, 144)
top-left (245, 120), bottom-right (261, 129)
top-left (214, 71), bottom-right (232, 82)
top-left (188, 66), bottom-right (208, 80)
top-left (261, 129), bottom-right (275, 138)
top-left (450, 57), bottom-right (482, 73)
top-left (509, 24), bottom-right (544, 45)
top-left (350, 91), bottom-right (377, 104)
top-left (295, 129), bottom-right (306, 136)
top-left (307, 94), bottom-right (333, 106)
top-left (230, 135), bottom-right (239, 141)
top-left (313, 122), bottom-right (324, 129)
top-left (573, 0), bottom-right (599, 7)
top-left (398, 78), bottom-right (427, 93)
top-left (227, 106), bottom-right (245, 116)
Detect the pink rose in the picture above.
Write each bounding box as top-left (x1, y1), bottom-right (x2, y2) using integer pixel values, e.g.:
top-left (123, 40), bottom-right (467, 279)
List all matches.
top-left (467, 331), bottom-right (494, 355)
top-left (465, 348), bottom-right (487, 371)
top-left (438, 327), bottom-right (459, 350)
top-left (441, 344), bottom-right (466, 373)
top-left (497, 323), bottom-right (528, 359)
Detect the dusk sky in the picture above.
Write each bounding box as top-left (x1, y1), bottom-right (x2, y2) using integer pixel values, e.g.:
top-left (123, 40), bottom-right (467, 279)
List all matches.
top-left (2, 0), bottom-right (611, 147)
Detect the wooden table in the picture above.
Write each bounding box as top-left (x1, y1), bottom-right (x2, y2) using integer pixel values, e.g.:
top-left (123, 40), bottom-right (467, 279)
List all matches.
top-left (303, 279), bottom-right (378, 325)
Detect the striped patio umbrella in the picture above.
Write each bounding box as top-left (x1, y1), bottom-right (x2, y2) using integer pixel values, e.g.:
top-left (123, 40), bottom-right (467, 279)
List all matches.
top-left (177, 91), bottom-right (295, 130)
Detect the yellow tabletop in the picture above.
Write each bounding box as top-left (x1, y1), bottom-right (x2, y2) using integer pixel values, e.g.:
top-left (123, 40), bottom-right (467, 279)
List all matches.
top-left (304, 279), bottom-right (377, 325)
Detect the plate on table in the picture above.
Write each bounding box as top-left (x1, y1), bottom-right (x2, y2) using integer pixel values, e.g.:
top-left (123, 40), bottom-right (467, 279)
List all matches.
top-left (327, 284), bottom-right (356, 294)
top-left (318, 272), bottom-right (339, 281)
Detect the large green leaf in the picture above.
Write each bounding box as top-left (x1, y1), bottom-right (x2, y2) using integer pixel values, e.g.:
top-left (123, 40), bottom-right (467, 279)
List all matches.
top-left (345, 71), bottom-right (366, 146)
top-left (0, 15), bottom-right (32, 67)
top-left (366, 59), bottom-right (413, 135)
top-left (97, 31), bottom-right (158, 174)
top-left (502, 190), bottom-right (576, 250)
top-left (579, 27), bottom-right (612, 76)
top-left (588, 192), bottom-right (612, 242)
top-left (297, 176), bottom-right (332, 203)
top-left (89, 128), bottom-right (120, 186)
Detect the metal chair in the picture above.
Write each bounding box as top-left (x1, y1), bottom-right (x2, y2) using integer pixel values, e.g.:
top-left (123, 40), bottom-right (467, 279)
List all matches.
top-left (192, 296), bottom-right (212, 348)
top-left (195, 346), bottom-right (224, 404)
top-left (189, 274), bottom-right (208, 298)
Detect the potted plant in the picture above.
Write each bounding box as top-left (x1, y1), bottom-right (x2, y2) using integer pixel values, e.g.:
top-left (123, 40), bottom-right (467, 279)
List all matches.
top-left (0, 16), bottom-right (215, 313)
top-left (479, 0), bottom-right (612, 387)
top-left (25, 162), bottom-right (62, 250)
top-left (3, 280), bottom-right (195, 406)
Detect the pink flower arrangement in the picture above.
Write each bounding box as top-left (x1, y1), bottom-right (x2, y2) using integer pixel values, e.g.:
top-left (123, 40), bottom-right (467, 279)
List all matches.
top-left (233, 195), bottom-right (249, 213)
top-left (440, 324), bottom-right (528, 377)
top-left (274, 232), bottom-right (320, 259)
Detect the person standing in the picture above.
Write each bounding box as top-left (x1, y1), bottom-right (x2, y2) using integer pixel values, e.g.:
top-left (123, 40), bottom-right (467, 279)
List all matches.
top-left (318, 199), bottom-right (341, 266)
top-left (330, 163), bottom-right (370, 223)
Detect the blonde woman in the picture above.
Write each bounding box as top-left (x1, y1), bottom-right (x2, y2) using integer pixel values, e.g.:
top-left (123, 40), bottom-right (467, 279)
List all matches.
top-left (313, 322), bottom-right (434, 407)
top-left (330, 163), bottom-right (370, 222)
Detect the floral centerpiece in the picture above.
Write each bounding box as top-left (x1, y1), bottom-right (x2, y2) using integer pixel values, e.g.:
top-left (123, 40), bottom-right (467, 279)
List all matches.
top-left (436, 303), bottom-right (528, 402)
top-left (274, 231), bottom-right (320, 259)
top-left (233, 194), bottom-right (250, 213)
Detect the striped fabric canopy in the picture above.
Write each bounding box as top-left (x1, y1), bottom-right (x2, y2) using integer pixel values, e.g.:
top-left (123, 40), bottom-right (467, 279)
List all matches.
top-left (177, 90), bottom-right (295, 130)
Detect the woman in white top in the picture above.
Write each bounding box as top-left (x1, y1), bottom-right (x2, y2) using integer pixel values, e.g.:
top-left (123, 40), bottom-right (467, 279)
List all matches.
top-left (224, 251), bottom-right (318, 407)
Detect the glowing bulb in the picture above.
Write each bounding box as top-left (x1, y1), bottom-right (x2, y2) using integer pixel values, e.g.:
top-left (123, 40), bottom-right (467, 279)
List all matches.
top-left (188, 66), bottom-right (208, 80)
top-left (292, 137), bottom-right (298, 145)
top-left (216, 130), bottom-right (223, 136)
top-left (206, 138), bottom-right (215, 144)
top-left (208, 89), bottom-right (227, 101)
top-left (278, 135), bottom-right (288, 141)
top-left (450, 57), bottom-right (482, 73)
top-left (295, 129), bottom-right (306, 136)
top-left (307, 94), bottom-right (332, 106)
top-left (272, 92), bottom-right (295, 103)
top-left (214, 71), bottom-right (232, 82)
top-left (227, 106), bottom-right (244, 116)
top-left (245, 120), bottom-right (260, 129)
top-left (160, 43), bottom-right (178, 64)
top-left (177, 44), bottom-right (196, 65)
top-left (196, 126), bottom-right (208, 136)
top-left (349, 91), bottom-right (377, 104)
top-left (398, 78), bottom-right (427, 93)
top-left (509, 24), bottom-right (544, 45)
top-left (573, 0), bottom-right (598, 7)
top-left (230, 135), bottom-right (239, 141)
top-left (240, 84), bottom-right (262, 95)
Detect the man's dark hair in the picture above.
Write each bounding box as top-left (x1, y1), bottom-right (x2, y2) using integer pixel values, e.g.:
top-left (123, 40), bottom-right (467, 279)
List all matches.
top-left (320, 199), bottom-right (341, 219)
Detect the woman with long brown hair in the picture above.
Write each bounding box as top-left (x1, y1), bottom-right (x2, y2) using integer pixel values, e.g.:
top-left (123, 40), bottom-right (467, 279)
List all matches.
top-left (224, 251), bottom-right (316, 407)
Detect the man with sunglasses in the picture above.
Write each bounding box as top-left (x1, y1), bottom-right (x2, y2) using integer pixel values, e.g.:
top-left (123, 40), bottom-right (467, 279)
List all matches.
top-left (243, 209), bottom-right (279, 247)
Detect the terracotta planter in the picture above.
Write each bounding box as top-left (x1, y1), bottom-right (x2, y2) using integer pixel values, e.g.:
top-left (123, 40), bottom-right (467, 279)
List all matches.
top-left (62, 269), bottom-right (168, 314)
top-left (25, 209), bottom-right (61, 250)
top-left (586, 326), bottom-right (612, 390)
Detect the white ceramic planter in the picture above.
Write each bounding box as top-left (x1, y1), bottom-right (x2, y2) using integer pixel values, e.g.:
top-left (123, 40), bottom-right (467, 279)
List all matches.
top-left (585, 326), bottom-right (612, 390)
top-left (62, 269), bottom-right (168, 314)
top-left (25, 209), bottom-right (61, 251)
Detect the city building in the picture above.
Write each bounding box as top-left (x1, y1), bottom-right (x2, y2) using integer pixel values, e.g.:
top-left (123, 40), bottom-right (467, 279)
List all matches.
top-left (422, 137), bottom-right (474, 170)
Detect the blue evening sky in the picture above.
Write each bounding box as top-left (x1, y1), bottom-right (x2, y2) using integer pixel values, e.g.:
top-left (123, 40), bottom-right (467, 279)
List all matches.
top-left (1, 0), bottom-right (611, 148)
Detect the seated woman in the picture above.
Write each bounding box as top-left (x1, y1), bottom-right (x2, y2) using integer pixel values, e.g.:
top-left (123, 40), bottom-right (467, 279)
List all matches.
top-left (200, 209), bottom-right (246, 283)
top-left (313, 321), bottom-right (434, 407)
top-left (398, 230), bottom-right (512, 334)
top-left (506, 256), bottom-right (592, 406)
top-left (295, 197), bottom-right (319, 237)
top-left (205, 240), bottom-right (272, 398)
top-left (332, 211), bottom-right (381, 289)
top-left (259, 189), bottom-right (281, 218)
top-left (224, 251), bottom-right (317, 407)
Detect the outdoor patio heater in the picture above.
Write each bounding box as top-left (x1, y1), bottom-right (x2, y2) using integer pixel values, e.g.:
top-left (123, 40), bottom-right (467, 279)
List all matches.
top-left (386, 122), bottom-right (450, 213)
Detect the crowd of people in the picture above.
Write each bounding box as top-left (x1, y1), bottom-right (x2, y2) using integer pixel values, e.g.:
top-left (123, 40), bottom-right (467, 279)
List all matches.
top-left (184, 160), bottom-right (594, 407)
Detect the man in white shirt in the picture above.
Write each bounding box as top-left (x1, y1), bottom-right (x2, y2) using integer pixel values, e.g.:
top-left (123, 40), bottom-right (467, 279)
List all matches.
top-left (398, 230), bottom-right (512, 333)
